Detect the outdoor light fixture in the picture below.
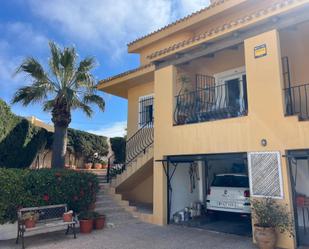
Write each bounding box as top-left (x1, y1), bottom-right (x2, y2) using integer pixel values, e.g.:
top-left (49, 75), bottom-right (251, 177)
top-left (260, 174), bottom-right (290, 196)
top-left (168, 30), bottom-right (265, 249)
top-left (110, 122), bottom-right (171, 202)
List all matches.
top-left (261, 139), bottom-right (267, 147)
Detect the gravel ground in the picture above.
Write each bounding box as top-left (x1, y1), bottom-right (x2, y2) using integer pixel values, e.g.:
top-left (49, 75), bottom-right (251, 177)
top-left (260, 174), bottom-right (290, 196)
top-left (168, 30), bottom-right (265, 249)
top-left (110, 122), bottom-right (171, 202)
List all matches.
top-left (0, 222), bottom-right (256, 249)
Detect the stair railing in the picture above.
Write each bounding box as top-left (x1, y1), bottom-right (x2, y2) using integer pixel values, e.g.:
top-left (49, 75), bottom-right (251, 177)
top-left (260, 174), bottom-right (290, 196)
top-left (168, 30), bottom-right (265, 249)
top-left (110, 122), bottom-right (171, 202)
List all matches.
top-left (125, 120), bottom-right (154, 165)
top-left (106, 120), bottom-right (154, 183)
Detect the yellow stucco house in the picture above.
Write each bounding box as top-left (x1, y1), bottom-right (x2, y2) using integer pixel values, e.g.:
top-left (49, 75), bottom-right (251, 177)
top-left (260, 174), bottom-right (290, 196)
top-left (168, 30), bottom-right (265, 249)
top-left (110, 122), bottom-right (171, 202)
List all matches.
top-left (98, 0), bottom-right (309, 248)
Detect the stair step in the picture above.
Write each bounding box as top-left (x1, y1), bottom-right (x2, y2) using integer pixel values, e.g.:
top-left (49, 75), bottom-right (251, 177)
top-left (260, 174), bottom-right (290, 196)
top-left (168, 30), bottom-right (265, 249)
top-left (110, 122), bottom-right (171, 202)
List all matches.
top-left (95, 206), bottom-right (126, 214)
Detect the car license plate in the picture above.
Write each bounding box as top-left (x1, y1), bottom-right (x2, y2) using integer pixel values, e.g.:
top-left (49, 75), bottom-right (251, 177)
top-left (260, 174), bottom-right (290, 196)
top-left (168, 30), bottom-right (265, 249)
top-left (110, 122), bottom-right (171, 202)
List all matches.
top-left (218, 201), bottom-right (235, 208)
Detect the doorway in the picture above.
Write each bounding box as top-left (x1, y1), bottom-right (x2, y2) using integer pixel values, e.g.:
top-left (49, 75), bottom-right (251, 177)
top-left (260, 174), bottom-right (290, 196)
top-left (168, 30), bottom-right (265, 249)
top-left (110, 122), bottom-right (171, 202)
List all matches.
top-left (288, 150), bottom-right (309, 247)
top-left (167, 153), bottom-right (252, 237)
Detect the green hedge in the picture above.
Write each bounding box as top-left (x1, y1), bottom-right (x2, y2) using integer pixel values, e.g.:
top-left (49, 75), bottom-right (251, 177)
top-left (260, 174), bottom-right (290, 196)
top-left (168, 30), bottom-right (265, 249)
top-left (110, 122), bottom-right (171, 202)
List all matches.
top-left (0, 169), bottom-right (99, 224)
top-left (0, 119), bottom-right (48, 168)
top-left (0, 100), bottom-right (48, 168)
top-left (110, 137), bottom-right (126, 163)
top-left (0, 99), bottom-right (108, 168)
top-left (0, 99), bottom-right (20, 142)
top-left (68, 129), bottom-right (108, 160)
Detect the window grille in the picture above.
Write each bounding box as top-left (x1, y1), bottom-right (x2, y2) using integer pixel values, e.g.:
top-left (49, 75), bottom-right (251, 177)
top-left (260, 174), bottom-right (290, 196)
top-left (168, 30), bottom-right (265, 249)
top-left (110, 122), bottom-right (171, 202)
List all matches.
top-left (138, 95), bottom-right (154, 128)
top-left (248, 151), bottom-right (283, 199)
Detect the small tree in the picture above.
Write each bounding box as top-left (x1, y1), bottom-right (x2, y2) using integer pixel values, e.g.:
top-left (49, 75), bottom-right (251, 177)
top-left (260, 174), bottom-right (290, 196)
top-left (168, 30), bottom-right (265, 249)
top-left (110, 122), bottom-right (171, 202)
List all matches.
top-left (12, 41), bottom-right (105, 168)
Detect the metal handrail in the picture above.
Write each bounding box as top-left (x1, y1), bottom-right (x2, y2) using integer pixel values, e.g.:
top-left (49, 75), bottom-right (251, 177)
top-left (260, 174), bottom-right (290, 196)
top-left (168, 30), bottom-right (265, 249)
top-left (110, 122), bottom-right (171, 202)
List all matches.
top-left (125, 120), bottom-right (154, 165)
top-left (284, 83), bottom-right (309, 120)
top-left (106, 121), bottom-right (154, 183)
top-left (174, 79), bottom-right (248, 125)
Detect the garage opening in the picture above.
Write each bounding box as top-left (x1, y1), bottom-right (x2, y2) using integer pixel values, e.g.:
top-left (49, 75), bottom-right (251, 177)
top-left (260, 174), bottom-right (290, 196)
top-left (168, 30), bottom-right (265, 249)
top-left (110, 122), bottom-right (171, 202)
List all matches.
top-left (288, 150), bottom-right (309, 247)
top-left (162, 153), bottom-right (252, 237)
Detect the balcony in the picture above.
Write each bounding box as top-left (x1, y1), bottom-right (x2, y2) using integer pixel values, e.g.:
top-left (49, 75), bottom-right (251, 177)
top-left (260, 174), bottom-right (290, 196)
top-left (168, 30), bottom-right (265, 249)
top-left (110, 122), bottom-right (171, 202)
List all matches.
top-left (174, 78), bottom-right (248, 125)
top-left (284, 83), bottom-right (309, 121)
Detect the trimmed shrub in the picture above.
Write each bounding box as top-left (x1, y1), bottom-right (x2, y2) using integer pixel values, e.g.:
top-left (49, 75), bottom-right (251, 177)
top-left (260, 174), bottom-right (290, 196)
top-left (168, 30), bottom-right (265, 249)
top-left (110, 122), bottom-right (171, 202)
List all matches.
top-left (110, 137), bottom-right (126, 163)
top-left (67, 128), bottom-right (109, 161)
top-left (0, 100), bottom-right (48, 168)
top-left (0, 99), bottom-right (20, 142)
top-left (0, 99), bottom-right (108, 168)
top-left (0, 119), bottom-right (48, 168)
top-left (0, 168), bottom-right (99, 224)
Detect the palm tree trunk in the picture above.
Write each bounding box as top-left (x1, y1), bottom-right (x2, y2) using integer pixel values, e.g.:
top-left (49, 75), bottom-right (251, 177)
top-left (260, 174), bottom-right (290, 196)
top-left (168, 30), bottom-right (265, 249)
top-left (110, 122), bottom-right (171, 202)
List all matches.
top-left (51, 125), bottom-right (68, 168)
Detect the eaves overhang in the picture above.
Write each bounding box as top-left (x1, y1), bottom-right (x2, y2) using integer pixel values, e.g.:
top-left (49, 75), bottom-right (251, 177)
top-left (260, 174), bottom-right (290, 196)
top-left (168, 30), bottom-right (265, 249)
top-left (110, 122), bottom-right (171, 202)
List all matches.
top-left (146, 0), bottom-right (309, 63)
top-left (97, 64), bottom-right (155, 99)
top-left (127, 0), bottom-right (248, 53)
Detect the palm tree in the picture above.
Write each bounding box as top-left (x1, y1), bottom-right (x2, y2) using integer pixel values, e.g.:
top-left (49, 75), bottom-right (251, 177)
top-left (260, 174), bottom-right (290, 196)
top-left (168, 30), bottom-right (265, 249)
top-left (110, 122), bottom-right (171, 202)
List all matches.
top-left (12, 41), bottom-right (105, 168)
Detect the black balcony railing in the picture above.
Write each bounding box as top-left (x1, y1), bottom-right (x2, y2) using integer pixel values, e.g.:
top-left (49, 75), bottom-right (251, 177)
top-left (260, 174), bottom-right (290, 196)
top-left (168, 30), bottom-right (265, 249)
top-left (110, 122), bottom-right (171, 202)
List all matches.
top-left (174, 79), bottom-right (248, 125)
top-left (284, 83), bottom-right (309, 120)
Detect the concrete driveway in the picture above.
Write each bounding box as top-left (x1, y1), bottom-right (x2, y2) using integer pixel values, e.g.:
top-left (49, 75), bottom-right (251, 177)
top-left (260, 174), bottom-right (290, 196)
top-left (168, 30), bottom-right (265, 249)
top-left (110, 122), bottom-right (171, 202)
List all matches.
top-left (0, 222), bottom-right (256, 249)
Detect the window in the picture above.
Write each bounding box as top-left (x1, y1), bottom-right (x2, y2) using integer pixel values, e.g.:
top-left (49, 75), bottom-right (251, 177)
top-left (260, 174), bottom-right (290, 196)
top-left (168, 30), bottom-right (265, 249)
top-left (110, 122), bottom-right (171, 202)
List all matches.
top-left (138, 94), bottom-right (154, 128)
top-left (212, 175), bottom-right (249, 188)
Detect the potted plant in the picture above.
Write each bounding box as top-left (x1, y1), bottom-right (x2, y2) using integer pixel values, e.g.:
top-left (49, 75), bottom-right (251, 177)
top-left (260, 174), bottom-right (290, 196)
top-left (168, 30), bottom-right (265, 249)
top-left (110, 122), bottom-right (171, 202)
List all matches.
top-left (22, 212), bottom-right (39, 229)
top-left (84, 162), bottom-right (92, 170)
top-left (175, 74), bottom-right (191, 124)
top-left (79, 211), bottom-right (94, 233)
top-left (252, 198), bottom-right (294, 249)
top-left (101, 159), bottom-right (107, 169)
top-left (94, 163), bottom-right (102, 169)
top-left (63, 210), bottom-right (73, 222)
top-left (93, 212), bottom-right (106, 230)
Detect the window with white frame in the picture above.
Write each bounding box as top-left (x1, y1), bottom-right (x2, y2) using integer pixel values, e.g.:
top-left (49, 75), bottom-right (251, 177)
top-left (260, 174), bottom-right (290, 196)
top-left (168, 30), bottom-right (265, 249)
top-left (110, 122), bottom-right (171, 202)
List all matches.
top-left (248, 151), bottom-right (284, 199)
top-left (138, 94), bottom-right (154, 128)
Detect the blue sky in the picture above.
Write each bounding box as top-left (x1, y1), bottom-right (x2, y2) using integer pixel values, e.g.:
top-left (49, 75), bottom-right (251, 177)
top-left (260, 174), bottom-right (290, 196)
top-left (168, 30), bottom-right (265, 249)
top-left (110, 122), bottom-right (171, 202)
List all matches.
top-left (0, 0), bottom-right (209, 137)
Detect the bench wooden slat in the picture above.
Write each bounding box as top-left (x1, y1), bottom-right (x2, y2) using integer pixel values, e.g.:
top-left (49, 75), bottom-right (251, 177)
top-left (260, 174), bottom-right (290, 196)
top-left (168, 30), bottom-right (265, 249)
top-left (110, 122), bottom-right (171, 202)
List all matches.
top-left (25, 220), bottom-right (76, 232)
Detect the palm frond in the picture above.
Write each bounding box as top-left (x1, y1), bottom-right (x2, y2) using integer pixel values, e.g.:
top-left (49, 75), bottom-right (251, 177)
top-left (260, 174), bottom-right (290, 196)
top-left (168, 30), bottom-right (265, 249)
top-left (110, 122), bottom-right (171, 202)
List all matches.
top-left (12, 85), bottom-right (47, 105)
top-left (83, 94), bottom-right (105, 111)
top-left (48, 41), bottom-right (61, 81)
top-left (43, 100), bottom-right (55, 111)
top-left (78, 57), bottom-right (96, 73)
top-left (15, 57), bottom-right (48, 82)
top-left (71, 97), bottom-right (93, 117)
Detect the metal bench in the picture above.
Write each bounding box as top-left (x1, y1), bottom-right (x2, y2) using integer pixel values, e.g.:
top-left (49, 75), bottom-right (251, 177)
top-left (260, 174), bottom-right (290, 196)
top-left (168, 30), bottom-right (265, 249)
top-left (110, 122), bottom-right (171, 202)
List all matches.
top-left (16, 204), bottom-right (77, 249)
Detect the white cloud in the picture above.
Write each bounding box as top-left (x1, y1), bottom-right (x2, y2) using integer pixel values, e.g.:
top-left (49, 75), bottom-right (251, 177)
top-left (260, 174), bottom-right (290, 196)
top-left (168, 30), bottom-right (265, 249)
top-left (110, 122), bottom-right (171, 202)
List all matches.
top-left (0, 22), bottom-right (49, 100)
top-left (0, 41), bottom-right (24, 99)
top-left (87, 121), bottom-right (127, 137)
top-left (2, 22), bottom-right (48, 49)
top-left (28, 0), bottom-right (209, 60)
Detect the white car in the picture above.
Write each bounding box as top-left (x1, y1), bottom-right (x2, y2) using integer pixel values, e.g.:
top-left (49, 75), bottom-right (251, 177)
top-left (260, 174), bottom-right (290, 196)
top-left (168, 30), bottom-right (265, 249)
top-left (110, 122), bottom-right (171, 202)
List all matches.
top-left (206, 174), bottom-right (251, 214)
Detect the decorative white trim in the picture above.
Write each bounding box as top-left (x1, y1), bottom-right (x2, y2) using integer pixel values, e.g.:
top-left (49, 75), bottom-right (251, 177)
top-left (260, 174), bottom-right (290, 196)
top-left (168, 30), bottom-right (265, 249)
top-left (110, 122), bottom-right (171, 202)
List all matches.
top-left (214, 66), bottom-right (246, 84)
top-left (247, 151), bottom-right (284, 199)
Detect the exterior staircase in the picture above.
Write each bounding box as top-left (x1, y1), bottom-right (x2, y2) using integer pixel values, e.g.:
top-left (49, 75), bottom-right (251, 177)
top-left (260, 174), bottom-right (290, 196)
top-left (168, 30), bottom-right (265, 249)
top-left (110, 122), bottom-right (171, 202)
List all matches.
top-left (107, 121), bottom-right (154, 189)
top-left (93, 121), bottom-right (155, 224)
top-left (111, 145), bottom-right (153, 188)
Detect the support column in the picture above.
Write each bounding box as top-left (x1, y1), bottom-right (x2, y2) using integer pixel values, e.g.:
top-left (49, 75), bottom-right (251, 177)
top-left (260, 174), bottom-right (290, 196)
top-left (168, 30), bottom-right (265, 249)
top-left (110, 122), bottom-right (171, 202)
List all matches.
top-left (153, 65), bottom-right (176, 225)
top-left (245, 29), bottom-right (296, 249)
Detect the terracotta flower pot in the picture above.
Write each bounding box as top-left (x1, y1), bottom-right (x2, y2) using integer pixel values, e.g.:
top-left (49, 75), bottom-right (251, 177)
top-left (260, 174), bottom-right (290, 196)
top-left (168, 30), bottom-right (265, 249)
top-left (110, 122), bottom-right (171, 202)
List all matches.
top-left (24, 219), bottom-right (36, 229)
top-left (94, 216), bottom-right (105, 230)
top-left (254, 225), bottom-right (277, 249)
top-left (63, 213), bottom-right (73, 222)
top-left (79, 219), bottom-right (93, 233)
top-left (94, 163), bottom-right (102, 169)
top-left (102, 164), bottom-right (107, 169)
top-left (84, 163), bottom-right (92, 170)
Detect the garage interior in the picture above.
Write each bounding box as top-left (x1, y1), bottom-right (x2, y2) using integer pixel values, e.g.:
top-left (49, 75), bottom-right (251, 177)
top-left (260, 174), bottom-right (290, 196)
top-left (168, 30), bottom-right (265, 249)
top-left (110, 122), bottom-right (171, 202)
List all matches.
top-left (162, 153), bottom-right (252, 237)
top-left (288, 150), bottom-right (309, 247)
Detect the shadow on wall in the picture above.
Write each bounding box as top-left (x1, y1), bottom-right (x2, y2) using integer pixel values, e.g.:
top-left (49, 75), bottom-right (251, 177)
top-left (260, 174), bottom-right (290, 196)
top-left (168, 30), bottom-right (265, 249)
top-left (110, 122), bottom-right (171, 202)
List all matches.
top-left (0, 119), bottom-right (47, 169)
